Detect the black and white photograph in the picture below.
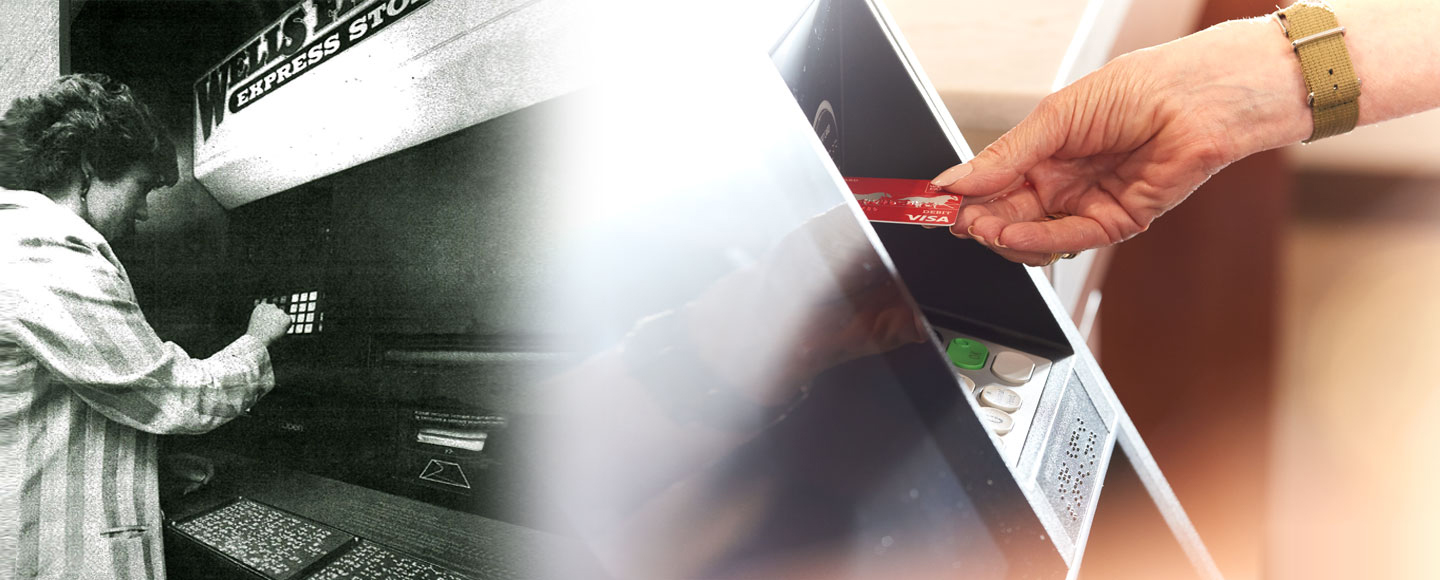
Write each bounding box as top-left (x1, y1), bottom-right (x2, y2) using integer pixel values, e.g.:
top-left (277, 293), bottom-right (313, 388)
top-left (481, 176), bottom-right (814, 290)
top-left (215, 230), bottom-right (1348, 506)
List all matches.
top-left (3, 1), bottom-right (588, 578)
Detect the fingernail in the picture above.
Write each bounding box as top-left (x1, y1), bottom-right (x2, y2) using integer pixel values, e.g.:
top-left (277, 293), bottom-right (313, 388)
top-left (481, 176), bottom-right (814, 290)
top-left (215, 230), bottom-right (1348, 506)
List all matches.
top-left (932, 163), bottom-right (973, 187)
top-left (993, 237), bottom-right (1008, 249)
top-left (967, 225), bottom-right (986, 245)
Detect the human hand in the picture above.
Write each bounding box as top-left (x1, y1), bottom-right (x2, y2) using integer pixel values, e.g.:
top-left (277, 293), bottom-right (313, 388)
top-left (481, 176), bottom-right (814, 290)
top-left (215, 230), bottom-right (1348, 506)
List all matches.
top-left (245, 303), bottom-right (292, 346)
top-left (162, 453), bottom-right (216, 496)
top-left (932, 18), bottom-right (1312, 265)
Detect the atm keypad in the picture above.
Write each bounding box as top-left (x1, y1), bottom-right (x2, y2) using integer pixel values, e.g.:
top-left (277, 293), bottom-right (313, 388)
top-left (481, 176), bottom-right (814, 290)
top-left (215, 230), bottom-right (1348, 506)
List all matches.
top-left (936, 330), bottom-right (1053, 466)
top-left (254, 290), bottom-right (324, 335)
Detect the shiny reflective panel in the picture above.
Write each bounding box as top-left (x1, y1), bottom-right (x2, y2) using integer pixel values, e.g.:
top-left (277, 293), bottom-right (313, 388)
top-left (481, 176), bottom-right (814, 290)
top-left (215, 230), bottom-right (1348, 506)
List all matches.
top-left (529, 51), bottom-right (1008, 578)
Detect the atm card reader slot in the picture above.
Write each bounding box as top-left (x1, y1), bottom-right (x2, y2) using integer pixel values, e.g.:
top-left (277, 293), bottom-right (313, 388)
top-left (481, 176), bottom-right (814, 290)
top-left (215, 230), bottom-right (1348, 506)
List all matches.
top-left (402, 411), bottom-right (505, 496)
top-left (408, 410), bottom-right (506, 455)
top-left (416, 427), bottom-right (488, 452)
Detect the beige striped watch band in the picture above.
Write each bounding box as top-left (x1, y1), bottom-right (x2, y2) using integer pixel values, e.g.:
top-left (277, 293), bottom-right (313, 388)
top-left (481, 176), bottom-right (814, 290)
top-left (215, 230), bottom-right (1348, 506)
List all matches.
top-left (1276, 1), bottom-right (1361, 142)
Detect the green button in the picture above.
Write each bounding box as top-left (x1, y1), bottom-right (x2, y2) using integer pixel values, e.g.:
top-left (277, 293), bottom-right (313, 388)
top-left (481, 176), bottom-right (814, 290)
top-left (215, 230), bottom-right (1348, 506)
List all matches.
top-left (946, 338), bottom-right (988, 370)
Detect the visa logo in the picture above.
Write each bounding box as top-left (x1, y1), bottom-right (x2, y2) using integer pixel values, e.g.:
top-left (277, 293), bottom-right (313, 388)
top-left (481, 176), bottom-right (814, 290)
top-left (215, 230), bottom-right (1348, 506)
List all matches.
top-left (906, 214), bottom-right (950, 222)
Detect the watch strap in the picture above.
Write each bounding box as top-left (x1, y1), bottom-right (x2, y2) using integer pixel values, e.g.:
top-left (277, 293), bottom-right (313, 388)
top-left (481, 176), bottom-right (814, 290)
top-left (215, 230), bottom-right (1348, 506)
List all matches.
top-left (1277, 1), bottom-right (1361, 142)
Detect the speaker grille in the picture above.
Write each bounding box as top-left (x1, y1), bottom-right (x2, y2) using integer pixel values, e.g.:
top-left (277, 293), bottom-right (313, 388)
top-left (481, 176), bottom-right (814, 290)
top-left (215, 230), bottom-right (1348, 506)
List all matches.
top-left (1040, 372), bottom-right (1107, 542)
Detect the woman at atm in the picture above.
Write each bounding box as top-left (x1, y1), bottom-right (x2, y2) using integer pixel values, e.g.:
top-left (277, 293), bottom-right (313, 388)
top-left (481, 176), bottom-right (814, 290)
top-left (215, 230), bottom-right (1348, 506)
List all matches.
top-left (0, 74), bottom-right (291, 580)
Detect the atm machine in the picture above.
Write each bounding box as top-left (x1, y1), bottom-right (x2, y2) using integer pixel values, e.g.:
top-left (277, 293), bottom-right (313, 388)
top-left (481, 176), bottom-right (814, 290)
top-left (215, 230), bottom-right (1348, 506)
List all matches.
top-left (525, 0), bottom-right (1224, 578)
top-left (74, 0), bottom-right (1220, 578)
top-left (131, 0), bottom-right (604, 578)
top-left (764, 1), bottom-right (1224, 576)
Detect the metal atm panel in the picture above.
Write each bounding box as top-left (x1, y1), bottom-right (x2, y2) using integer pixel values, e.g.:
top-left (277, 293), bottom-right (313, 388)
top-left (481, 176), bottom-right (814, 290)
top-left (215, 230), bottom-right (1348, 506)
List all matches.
top-left (525, 3), bottom-right (1167, 568)
top-left (765, 0), bottom-right (1220, 576)
top-left (535, 50), bottom-right (1039, 577)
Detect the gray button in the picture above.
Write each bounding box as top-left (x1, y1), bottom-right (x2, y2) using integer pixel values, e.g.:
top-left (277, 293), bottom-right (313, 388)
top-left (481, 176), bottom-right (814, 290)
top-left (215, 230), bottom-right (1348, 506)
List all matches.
top-left (979, 385), bottom-right (1023, 413)
top-left (978, 407), bottom-right (1014, 435)
top-left (992, 351), bottom-right (1035, 386)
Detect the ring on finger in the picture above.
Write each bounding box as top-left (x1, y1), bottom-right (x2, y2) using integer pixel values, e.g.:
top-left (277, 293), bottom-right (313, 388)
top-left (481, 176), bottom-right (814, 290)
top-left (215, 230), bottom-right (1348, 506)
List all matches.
top-left (1040, 251), bottom-right (1080, 267)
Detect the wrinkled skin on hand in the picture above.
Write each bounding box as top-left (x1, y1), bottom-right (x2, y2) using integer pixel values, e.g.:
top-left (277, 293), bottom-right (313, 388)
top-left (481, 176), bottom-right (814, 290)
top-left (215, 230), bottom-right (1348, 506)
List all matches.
top-left (934, 19), bottom-right (1311, 265)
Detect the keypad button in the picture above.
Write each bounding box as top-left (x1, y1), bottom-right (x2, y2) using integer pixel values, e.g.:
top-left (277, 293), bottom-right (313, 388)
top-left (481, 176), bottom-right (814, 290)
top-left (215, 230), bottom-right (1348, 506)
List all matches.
top-left (955, 373), bottom-right (977, 393)
top-left (991, 351), bottom-right (1035, 386)
top-left (946, 338), bottom-right (988, 370)
top-left (978, 407), bottom-right (1014, 435)
top-left (978, 385), bottom-right (1023, 413)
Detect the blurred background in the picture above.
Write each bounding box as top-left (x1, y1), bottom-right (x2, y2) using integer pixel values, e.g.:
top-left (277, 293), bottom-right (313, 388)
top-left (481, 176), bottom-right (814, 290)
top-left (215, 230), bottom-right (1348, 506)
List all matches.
top-left (887, 0), bottom-right (1440, 578)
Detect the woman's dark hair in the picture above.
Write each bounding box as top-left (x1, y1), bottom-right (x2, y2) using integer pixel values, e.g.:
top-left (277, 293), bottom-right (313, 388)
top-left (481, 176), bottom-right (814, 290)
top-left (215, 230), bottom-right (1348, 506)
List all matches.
top-left (0, 73), bottom-right (178, 194)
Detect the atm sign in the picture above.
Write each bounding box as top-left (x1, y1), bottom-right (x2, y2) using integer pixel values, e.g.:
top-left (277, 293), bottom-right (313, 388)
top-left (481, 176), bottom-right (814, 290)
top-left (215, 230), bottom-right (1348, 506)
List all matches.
top-left (230, 0), bottom-right (433, 114)
top-left (194, 0), bottom-right (434, 140)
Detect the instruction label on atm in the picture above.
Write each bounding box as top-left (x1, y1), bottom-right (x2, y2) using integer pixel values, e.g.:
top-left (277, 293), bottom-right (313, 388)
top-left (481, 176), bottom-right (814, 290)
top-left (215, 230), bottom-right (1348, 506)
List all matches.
top-left (845, 177), bottom-right (961, 227)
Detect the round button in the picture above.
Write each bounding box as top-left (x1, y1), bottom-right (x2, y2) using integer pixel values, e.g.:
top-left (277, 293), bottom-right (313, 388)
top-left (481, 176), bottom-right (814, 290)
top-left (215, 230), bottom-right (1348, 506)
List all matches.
top-left (978, 407), bottom-right (1014, 435)
top-left (991, 351), bottom-right (1035, 386)
top-left (978, 385), bottom-right (1023, 413)
top-left (946, 338), bottom-right (988, 370)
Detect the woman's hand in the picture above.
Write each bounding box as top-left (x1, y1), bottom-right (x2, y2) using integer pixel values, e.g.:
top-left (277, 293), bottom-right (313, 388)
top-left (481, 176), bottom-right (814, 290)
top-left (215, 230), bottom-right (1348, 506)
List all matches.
top-left (933, 18), bottom-right (1312, 265)
top-left (245, 302), bottom-right (292, 346)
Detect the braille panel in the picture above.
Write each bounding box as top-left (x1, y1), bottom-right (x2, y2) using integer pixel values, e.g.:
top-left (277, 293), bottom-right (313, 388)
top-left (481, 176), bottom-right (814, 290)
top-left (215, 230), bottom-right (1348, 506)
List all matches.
top-left (1040, 372), bottom-right (1108, 542)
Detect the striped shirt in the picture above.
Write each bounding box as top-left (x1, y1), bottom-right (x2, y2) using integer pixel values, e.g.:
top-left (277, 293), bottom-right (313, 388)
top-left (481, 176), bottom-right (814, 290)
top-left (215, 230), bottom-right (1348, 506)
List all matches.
top-left (0, 189), bottom-right (275, 580)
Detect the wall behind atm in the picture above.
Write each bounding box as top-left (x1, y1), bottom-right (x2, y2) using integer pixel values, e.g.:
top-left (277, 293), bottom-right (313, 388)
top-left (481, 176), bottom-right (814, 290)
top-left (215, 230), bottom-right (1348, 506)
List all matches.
top-left (1099, 1), bottom-right (1440, 579)
top-left (0, 2), bottom-right (60, 107)
top-left (1092, 1), bottom-right (1284, 578)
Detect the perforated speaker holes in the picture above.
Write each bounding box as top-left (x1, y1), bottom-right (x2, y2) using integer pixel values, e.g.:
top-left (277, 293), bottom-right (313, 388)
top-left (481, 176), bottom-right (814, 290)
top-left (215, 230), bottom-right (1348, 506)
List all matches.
top-left (1056, 418), bottom-right (1100, 522)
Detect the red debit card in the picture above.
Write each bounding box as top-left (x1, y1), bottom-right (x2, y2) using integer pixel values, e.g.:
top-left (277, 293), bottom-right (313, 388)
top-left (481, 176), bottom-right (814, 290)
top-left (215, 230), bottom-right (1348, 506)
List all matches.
top-left (844, 177), bottom-right (961, 226)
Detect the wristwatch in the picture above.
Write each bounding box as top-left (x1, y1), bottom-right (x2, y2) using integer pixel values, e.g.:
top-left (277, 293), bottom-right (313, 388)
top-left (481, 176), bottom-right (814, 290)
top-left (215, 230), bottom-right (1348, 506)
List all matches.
top-left (1275, 1), bottom-right (1361, 142)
